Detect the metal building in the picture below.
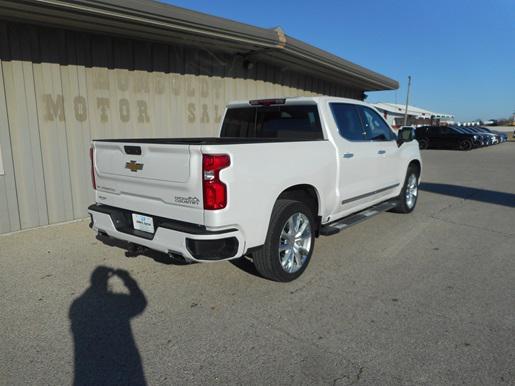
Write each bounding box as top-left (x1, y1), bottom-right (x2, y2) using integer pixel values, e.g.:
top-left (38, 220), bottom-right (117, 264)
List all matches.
top-left (0, 0), bottom-right (398, 234)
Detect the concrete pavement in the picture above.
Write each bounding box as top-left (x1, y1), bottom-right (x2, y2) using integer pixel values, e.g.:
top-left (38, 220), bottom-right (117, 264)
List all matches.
top-left (1, 143), bottom-right (514, 385)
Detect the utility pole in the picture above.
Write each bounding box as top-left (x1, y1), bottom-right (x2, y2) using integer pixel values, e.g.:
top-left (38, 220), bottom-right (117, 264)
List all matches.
top-left (403, 75), bottom-right (412, 126)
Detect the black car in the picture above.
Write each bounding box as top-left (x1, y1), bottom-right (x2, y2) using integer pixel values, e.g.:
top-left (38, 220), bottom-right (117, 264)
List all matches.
top-left (415, 125), bottom-right (480, 150)
top-left (477, 127), bottom-right (506, 143)
top-left (496, 131), bottom-right (508, 142)
top-left (457, 127), bottom-right (490, 146)
top-left (461, 127), bottom-right (497, 145)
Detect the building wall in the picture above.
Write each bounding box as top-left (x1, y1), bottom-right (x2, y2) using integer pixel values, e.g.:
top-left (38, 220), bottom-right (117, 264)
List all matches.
top-left (0, 21), bottom-right (363, 234)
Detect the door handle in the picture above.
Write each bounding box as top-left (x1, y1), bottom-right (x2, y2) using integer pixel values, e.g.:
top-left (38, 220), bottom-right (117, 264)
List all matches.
top-left (343, 152), bottom-right (354, 158)
top-left (377, 150), bottom-right (386, 155)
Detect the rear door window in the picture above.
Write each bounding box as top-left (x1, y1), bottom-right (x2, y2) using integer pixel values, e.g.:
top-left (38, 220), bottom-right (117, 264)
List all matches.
top-left (220, 107), bottom-right (256, 137)
top-left (415, 127), bottom-right (429, 136)
top-left (427, 127), bottom-right (440, 136)
top-left (439, 127), bottom-right (452, 135)
top-left (220, 105), bottom-right (323, 140)
top-left (329, 103), bottom-right (365, 141)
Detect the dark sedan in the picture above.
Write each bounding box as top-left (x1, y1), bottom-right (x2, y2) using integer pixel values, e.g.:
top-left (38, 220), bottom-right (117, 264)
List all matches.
top-left (477, 127), bottom-right (507, 143)
top-left (415, 126), bottom-right (480, 150)
top-left (457, 127), bottom-right (490, 146)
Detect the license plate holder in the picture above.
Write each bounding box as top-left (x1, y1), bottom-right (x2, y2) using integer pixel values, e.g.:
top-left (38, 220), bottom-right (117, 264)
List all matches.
top-left (132, 213), bottom-right (155, 234)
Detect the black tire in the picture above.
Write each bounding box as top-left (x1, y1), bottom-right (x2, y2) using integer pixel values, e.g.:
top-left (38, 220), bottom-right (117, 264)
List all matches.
top-left (390, 166), bottom-right (420, 214)
top-left (459, 139), bottom-right (473, 151)
top-left (253, 199), bottom-right (315, 282)
top-left (418, 138), bottom-right (429, 150)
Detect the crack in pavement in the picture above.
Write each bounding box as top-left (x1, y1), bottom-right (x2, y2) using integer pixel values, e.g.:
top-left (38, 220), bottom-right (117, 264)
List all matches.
top-left (421, 194), bottom-right (514, 237)
top-left (332, 366), bottom-right (365, 385)
top-left (427, 214), bottom-right (514, 237)
top-left (235, 307), bottom-right (366, 384)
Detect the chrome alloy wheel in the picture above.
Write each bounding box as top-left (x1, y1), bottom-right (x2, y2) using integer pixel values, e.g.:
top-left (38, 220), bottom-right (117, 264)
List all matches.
top-left (405, 174), bottom-right (418, 209)
top-left (278, 213), bottom-right (312, 273)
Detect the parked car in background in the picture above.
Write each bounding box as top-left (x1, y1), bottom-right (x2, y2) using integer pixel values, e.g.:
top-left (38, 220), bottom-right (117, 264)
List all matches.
top-left (478, 127), bottom-right (507, 143)
top-left (453, 127), bottom-right (486, 147)
top-left (459, 127), bottom-right (492, 145)
top-left (495, 131), bottom-right (508, 142)
top-left (470, 126), bottom-right (508, 145)
top-left (474, 126), bottom-right (499, 145)
top-left (415, 125), bottom-right (480, 150)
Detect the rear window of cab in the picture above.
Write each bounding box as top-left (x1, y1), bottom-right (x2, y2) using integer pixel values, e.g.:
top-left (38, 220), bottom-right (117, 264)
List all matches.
top-left (221, 105), bottom-right (323, 140)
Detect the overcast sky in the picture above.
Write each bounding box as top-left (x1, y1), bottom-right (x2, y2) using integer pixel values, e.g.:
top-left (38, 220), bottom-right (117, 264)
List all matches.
top-left (164, 0), bottom-right (514, 121)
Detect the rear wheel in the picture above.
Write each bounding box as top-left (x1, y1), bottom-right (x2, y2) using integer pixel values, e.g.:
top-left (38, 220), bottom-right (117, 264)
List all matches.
top-left (459, 139), bottom-right (473, 151)
top-left (253, 199), bottom-right (315, 282)
top-left (418, 138), bottom-right (429, 149)
top-left (391, 166), bottom-right (419, 214)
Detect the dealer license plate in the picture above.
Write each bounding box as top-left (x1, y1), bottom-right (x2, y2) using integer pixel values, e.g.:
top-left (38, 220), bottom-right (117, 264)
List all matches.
top-left (132, 213), bottom-right (154, 234)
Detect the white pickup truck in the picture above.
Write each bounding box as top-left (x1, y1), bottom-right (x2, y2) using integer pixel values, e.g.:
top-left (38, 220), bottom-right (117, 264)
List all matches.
top-left (89, 97), bottom-right (421, 281)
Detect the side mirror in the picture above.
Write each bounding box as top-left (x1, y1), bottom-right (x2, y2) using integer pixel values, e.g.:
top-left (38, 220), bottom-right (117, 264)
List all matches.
top-left (397, 126), bottom-right (414, 146)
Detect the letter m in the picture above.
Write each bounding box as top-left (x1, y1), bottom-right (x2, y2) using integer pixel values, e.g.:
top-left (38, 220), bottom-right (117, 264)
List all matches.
top-left (43, 94), bottom-right (65, 121)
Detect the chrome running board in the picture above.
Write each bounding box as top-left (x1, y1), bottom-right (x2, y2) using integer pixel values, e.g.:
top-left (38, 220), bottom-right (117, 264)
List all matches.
top-left (320, 201), bottom-right (397, 236)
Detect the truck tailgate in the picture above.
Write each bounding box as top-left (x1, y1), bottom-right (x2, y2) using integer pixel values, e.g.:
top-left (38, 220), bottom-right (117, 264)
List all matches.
top-left (92, 141), bottom-right (204, 224)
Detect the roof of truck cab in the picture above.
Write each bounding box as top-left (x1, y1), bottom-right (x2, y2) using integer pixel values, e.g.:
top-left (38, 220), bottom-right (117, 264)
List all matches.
top-left (226, 96), bottom-right (373, 108)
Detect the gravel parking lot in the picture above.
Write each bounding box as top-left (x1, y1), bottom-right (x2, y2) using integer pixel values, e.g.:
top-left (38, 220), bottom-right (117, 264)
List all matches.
top-left (1, 143), bottom-right (514, 385)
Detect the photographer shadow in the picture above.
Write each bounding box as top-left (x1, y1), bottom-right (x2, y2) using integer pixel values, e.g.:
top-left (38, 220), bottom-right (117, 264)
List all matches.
top-left (69, 266), bottom-right (147, 386)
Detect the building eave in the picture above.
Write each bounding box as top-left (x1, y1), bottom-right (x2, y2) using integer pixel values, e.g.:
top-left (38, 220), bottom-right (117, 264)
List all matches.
top-left (0, 0), bottom-right (398, 91)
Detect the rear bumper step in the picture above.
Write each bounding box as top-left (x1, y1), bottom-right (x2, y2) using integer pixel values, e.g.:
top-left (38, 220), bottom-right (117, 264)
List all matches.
top-left (320, 200), bottom-right (397, 236)
top-left (88, 204), bottom-right (236, 237)
top-left (88, 204), bottom-right (244, 261)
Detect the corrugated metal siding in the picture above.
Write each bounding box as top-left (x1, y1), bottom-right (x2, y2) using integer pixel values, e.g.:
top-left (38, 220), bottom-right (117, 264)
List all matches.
top-left (2, 59), bottom-right (49, 230)
top-left (0, 58), bottom-right (20, 233)
top-left (0, 21), bottom-right (363, 234)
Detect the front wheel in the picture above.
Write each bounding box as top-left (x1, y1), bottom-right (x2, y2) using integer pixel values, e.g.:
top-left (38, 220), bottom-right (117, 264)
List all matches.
top-left (418, 138), bottom-right (429, 150)
top-left (253, 199), bottom-right (315, 282)
top-left (390, 166), bottom-right (419, 213)
top-left (459, 139), bottom-right (473, 151)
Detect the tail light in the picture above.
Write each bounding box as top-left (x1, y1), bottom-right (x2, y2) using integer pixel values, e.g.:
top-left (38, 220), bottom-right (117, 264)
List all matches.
top-left (202, 154), bottom-right (230, 210)
top-left (89, 145), bottom-right (96, 190)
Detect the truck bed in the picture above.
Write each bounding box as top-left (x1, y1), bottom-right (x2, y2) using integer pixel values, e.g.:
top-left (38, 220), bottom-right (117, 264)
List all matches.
top-left (93, 137), bottom-right (325, 145)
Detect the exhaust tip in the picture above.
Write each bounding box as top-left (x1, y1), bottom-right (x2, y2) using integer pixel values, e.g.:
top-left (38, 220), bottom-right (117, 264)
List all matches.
top-left (168, 250), bottom-right (193, 265)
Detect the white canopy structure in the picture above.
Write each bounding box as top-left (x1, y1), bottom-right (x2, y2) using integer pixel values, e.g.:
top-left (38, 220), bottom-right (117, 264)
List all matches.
top-left (374, 102), bottom-right (453, 119)
top-left (373, 102), bottom-right (454, 127)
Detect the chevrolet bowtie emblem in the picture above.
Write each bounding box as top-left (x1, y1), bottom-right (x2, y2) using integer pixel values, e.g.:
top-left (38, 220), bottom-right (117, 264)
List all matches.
top-left (125, 160), bottom-right (143, 172)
